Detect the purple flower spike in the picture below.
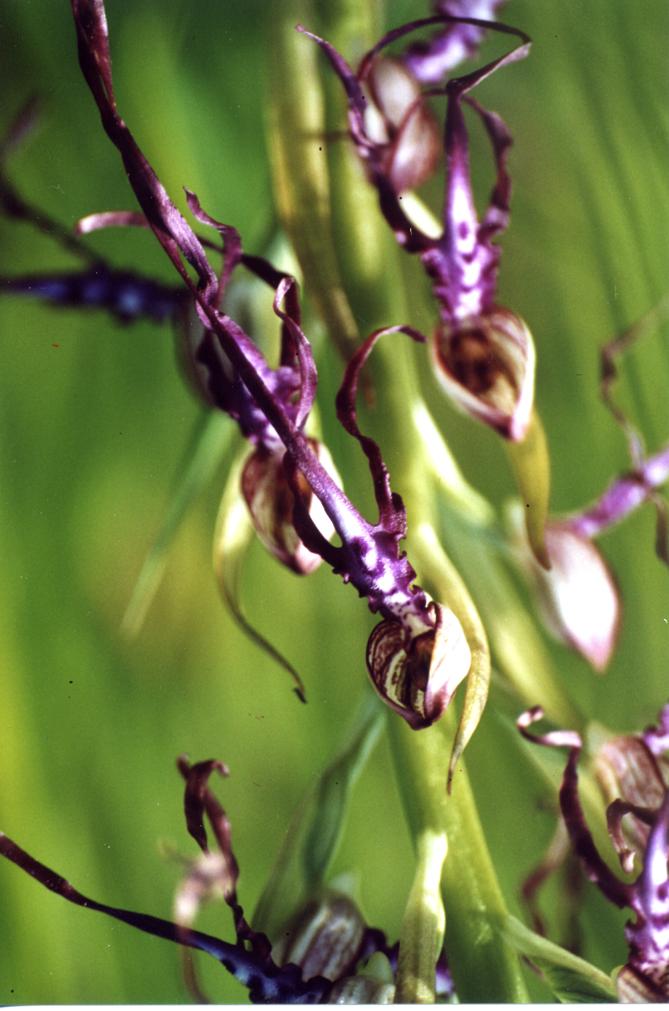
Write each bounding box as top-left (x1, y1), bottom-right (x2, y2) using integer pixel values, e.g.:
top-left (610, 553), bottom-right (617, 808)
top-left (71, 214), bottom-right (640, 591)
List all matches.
top-left (404, 1), bottom-right (508, 84)
top-left (519, 706), bottom-right (669, 1002)
top-left (302, 17), bottom-right (535, 440)
top-left (72, 0), bottom-right (471, 728)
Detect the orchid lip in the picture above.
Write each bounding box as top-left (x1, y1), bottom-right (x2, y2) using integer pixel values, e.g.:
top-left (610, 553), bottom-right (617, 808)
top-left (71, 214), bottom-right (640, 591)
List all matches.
top-left (431, 308), bottom-right (535, 441)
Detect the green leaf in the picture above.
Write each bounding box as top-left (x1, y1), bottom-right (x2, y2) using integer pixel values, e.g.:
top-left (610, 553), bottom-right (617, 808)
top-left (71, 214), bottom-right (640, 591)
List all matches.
top-left (505, 410), bottom-right (551, 569)
top-left (267, 0), bottom-right (360, 362)
top-left (502, 915), bottom-right (617, 1003)
top-left (120, 410), bottom-right (233, 639)
top-left (252, 692), bottom-right (384, 941)
top-left (212, 447), bottom-right (307, 702)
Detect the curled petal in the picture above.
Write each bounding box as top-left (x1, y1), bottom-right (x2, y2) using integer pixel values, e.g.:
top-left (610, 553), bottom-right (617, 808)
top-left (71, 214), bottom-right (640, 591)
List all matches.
top-left (606, 799), bottom-right (656, 876)
top-left (517, 708), bottom-right (633, 910)
top-left (431, 307), bottom-right (535, 440)
top-left (404, 1), bottom-right (508, 84)
top-left (241, 441), bottom-right (340, 576)
top-left (594, 735), bottom-right (666, 863)
top-left (367, 604), bottom-right (471, 730)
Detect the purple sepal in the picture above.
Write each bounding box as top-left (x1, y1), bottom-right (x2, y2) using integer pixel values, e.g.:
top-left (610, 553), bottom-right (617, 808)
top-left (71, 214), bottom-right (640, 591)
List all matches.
top-left (2, 267), bottom-right (185, 325)
top-left (568, 444), bottom-right (669, 564)
top-left (404, 1), bottom-right (508, 84)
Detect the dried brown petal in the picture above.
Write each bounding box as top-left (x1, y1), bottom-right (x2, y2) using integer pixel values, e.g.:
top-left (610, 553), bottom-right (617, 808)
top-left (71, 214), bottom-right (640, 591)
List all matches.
top-left (595, 736), bottom-right (666, 868)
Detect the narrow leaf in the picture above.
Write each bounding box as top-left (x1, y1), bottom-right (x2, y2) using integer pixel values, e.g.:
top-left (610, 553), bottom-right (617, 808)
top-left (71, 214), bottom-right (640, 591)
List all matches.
top-left (505, 409), bottom-right (552, 568)
top-left (253, 692), bottom-right (384, 941)
top-left (212, 448), bottom-right (307, 702)
top-left (502, 914), bottom-right (617, 1003)
top-left (121, 410), bottom-right (233, 639)
top-left (267, 0), bottom-right (360, 362)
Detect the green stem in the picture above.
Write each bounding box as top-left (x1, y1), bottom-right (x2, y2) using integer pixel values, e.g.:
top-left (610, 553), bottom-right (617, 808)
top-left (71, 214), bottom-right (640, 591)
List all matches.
top-left (388, 712), bottom-right (529, 1002)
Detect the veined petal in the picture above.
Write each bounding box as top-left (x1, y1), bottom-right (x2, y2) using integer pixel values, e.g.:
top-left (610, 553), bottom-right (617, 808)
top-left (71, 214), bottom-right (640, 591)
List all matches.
top-left (365, 57), bottom-right (440, 193)
top-left (367, 604), bottom-right (471, 730)
top-left (431, 307), bottom-right (535, 440)
top-left (511, 516), bottom-right (620, 671)
top-left (241, 441), bottom-right (340, 576)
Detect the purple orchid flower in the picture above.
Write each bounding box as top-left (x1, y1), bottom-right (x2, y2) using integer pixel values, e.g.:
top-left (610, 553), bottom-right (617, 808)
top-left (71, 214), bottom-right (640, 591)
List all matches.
top-left (70, 0), bottom-right (471, 728)
top-left (300, 16), bottom-right (535, 441)
top-left (404, 1), bottom-right (508, 84)
top-left (519, 706), bottom-right (669, 1002)
top-left (0, 755), bottom-right (455, 1004)
top-left (508, 441), bottom-right (669, 671)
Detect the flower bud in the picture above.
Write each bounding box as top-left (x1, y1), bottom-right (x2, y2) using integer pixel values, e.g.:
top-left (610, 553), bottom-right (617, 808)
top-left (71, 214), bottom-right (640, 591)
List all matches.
top-left (366, 605), bottom-right (471, 729)
top-left (431, 308), bottom-right (535, 441)
top-left (273, 891), bottom-right (365, 983)
top-left (364, 58), bottom-right (441, 194)
top-left (241, 439), bottom-right (340, 575)
top-left (509, 508), bottom-right (620, 671)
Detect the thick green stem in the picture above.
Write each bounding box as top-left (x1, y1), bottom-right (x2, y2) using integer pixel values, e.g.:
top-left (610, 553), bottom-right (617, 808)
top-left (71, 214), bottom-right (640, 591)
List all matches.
top-left (388, 712), bottom-right (529, 1002)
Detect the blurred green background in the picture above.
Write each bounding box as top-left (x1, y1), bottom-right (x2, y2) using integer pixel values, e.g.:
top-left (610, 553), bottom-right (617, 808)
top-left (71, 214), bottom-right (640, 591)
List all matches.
top-left (0, 0), bottom-right (667, 1002)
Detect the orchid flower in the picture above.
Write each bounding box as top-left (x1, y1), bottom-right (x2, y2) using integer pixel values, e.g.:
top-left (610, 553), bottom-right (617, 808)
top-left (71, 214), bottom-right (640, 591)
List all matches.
top-left (70, 0), bottom-right (471, 728)
top-left (507, 296), bottom-right (669, 671)
top-left (0, 755), bottom-right (455, 1004)
top-left (519, 706), bottom-right (669, 1002)
top-left (300, 15), bottom-right (535, 441)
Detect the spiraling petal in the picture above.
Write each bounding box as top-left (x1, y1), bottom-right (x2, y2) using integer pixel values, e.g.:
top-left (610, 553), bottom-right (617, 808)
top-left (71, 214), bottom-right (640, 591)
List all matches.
top-left (404, 1), bottom-right (508, 84)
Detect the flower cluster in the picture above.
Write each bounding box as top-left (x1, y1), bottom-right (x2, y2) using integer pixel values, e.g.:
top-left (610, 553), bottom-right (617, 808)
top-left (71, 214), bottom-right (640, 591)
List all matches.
top-left (519, 706), bottom-right (669, 1002)
top-left (65, 0), bottom-right (474, 729)
top-left (301, 12), bottom-right (535, 440)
